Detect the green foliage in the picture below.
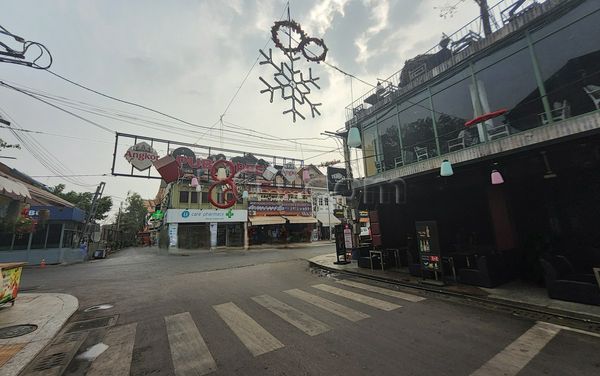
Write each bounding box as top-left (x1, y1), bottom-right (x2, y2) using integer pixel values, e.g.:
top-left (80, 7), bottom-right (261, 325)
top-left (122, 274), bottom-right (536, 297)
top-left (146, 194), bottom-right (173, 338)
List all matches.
top-left (119, 192), bottom-right (148, 245)
top-left (50, 184), bottom-right (113, 221)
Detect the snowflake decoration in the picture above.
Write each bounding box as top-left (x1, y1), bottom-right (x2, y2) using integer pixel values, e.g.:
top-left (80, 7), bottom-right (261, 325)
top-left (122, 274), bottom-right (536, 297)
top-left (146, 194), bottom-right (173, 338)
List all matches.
top-left (258, 48), bottom-right (322, 122)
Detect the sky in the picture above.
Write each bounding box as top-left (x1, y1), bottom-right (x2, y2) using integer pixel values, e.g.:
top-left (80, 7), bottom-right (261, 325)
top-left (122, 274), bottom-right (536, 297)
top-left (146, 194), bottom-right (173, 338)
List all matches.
top-left (0, 0), bottom-right (479, 221)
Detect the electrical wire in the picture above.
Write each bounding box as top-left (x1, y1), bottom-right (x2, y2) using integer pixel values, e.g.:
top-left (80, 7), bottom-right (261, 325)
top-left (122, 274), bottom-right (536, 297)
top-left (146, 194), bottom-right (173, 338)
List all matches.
top-left (0, 125), bottom-right (113, 144)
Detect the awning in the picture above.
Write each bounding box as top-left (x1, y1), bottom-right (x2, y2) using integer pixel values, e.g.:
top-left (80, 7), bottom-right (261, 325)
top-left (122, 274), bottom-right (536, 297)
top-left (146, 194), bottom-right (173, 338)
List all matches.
top-left (284, 216), bottom-right (318, 224)
top-left (315, 212), bottom-right (341, 226)
top-left (0, 175), bottom-right (30, 199)
top-left (250, 216), bottom-right (286, 226)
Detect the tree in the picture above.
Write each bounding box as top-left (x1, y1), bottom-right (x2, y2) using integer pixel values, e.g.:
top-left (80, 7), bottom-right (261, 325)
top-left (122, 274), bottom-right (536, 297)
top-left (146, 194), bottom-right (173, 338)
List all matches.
top-left (50, 184), bottom-right (113, 221)
top-left (119, 192), bottom-right (147, 246)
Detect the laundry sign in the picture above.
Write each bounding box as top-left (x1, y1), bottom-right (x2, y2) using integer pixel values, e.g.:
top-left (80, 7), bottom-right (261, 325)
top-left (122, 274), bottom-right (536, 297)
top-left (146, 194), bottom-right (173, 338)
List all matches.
top-left (124, 142), bottom-right (159, 171)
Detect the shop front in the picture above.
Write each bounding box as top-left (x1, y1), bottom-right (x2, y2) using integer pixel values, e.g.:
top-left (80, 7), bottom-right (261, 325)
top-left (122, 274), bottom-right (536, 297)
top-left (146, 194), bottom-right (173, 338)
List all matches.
top-left (165, 208), bottom-right (248, 249)
top-left (248, 201), bottom-right (317, 245)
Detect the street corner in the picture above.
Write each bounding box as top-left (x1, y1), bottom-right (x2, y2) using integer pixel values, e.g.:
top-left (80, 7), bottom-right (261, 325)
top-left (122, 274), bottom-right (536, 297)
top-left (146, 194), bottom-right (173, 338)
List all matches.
top-left (0, 293), bottom-right (78, 376)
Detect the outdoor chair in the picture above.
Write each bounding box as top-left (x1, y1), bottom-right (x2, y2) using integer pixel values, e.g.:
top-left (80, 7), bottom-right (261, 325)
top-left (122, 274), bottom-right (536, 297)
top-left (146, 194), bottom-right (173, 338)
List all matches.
top-left (539, 100), bottom-right (570, 124)
top-left (540, 258), bottom-right (600, 305)
top-left (447, 130), bottom-right (467, 151)
top-left (583, 85), bottom-right (600, 110)
top-left (375, 160), bottom-right (384, 173)
top-left (394, 156), bottom-right (403, 168)
top-left (487, 123), bottom-right (510, 140)
top-left (414, 146), bottom-right (429, 161)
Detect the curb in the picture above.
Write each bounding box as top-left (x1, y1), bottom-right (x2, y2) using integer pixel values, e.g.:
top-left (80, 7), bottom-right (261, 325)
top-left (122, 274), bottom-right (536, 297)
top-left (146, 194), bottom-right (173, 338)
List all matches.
top-left (0, 293), bottom-right (79, 376)
top-left (308, 260), bottom-right (600, 327)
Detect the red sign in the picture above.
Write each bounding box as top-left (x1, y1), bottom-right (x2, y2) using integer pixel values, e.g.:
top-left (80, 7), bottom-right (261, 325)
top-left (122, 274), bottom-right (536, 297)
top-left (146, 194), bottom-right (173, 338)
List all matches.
top-left (175, 155), bottom-right (266, 176)
top-left (248, 201), bottom-right (312, 217)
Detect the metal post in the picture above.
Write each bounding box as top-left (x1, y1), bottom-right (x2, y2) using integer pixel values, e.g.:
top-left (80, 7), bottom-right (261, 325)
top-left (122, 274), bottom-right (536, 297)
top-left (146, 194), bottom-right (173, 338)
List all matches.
top-left (469, 62), bottom-right (488, 142)
top-left (427, 86), bottom-right (441, 155)
top-left (327, 194), bottom-right (332, 241)
top-left (395, 104), bottom-right (404, 166)
top-left (526, 30), bottom-right (553, 124)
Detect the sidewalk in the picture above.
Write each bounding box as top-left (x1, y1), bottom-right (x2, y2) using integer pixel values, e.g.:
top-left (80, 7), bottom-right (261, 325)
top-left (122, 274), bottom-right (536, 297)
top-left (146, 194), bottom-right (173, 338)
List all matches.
top-left (167, 240), bottom-right (335, 255)
top-left (0, 293), bottom-right (78, 376)
top-left (309, 253), bottom-right (600, 322)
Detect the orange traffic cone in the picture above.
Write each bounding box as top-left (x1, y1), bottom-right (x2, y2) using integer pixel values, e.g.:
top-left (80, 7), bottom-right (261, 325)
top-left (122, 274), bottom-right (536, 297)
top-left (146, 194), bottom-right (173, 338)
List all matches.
top-left (40, 259), bottom-right (46, 268)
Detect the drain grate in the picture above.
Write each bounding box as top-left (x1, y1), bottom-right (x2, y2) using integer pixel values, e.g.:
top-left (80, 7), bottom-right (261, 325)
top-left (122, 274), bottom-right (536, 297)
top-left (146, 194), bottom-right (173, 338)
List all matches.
top-left (32, 352), bottom-right (66, 371)
top-left (64, 315), bottom-right (117, 333)
top-left (0, 324), bottom-right (38, 339)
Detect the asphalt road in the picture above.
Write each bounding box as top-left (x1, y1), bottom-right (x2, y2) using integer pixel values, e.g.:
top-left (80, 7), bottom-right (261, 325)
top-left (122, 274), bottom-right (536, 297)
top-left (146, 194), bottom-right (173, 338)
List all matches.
top-left (19, 245), bottom-right (600, 376)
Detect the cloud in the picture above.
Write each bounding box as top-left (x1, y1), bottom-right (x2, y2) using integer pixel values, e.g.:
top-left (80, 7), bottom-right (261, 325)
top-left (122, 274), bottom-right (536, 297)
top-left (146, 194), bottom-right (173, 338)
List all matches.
top-left (305, 0), bottom-right (350, 35)
top-left (354, 0), bottom-right (390, 64)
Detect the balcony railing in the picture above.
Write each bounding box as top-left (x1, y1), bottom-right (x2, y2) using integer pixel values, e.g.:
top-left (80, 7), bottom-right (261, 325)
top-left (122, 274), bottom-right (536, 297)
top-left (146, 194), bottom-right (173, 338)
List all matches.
top-left (345, 0), bottom-right (548, 122)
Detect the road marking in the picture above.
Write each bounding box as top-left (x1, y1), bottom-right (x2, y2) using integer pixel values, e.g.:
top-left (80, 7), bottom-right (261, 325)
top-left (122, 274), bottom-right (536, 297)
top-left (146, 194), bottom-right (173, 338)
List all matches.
top-left (251, 294), bottom-right (331, 336)
top-left (336, 280), bottom-right (426, 302)
top-left (539, 321), bottom-right (600, 338)
top-left (86, 323), bottom-right (137, 376)
top-left (213, 302), bottom-right (284, 357)
top-left (312, 284), bottom-right (401, 311)
top-left (470, 322), bottom-right (561, 376)
top-left (284, 289), bottom-right (370, 322)
top-left (164, 312), bottom-right (216, 376)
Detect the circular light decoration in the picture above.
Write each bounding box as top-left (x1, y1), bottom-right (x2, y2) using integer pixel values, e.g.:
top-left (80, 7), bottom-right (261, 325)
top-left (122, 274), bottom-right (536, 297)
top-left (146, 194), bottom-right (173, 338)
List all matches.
top-left (208, 159), bottom-right (238, 209)
top-left (300, 37), bottom-right (328, 63)
top-left (271, 20), bottom-right (307, 54)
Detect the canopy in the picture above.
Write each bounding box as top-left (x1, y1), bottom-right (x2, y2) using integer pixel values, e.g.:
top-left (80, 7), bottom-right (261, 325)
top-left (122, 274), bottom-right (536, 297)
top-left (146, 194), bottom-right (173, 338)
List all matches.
top-left (0, 175), bottom-right (30, 199)
top-left (284, 216), bottom-right (318, 224)
top-left (249, 216), bottom-right (286, 226)
top-left (316, 212), bottom-right (341, 227)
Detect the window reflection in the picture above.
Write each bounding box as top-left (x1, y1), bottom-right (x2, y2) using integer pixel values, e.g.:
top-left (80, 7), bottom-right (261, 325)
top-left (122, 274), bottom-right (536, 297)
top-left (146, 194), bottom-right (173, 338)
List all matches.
top-left (377, 108), bottom-right (402, 170)
top-left (362, 125), bottom-right (379, 176)
top-left (398, 92), bottom-right (435, 164)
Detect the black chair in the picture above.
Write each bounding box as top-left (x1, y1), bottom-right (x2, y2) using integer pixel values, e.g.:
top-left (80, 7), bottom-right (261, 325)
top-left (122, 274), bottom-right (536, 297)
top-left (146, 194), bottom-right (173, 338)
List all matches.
top-left (458, 254), bottom-right (513, 288)
top-left (540, 258), bottom-right (600, 306)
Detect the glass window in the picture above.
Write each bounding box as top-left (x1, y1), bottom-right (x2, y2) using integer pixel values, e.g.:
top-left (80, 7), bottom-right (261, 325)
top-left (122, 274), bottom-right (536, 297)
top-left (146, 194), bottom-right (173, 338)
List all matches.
top-left (533, 3), bottom-right (600, 118)
top-left (318, 198), bottom-right (323, 206)
top-left (362, 123), bottom-right (379, 176)
top-left (46, 224), bottom-right (62, 248)
top-left (190, 192), bottom-right (198, 204)
top-left (201, 192), bottom-right (208, 203)
top-left (324, 197), bottom-right (329, 206)
top-left (377, 107), bottom-right (402, 170)
top-left (13, 233), bottom-right (30, 250)
top-left (0, 232), bottom-right (13, 251)
top-left (31, 224), bottom-right (48, 249)
top-left (398, 91), bottom-right (436, 164)
top-left (179, 191), bottom-right (189, 204)
top-left (62, 229), bottom-right (76, 248)
top-left (474, 40), bottom-right (542, 133)
top-left (431, 70), bottom-right (477, 154)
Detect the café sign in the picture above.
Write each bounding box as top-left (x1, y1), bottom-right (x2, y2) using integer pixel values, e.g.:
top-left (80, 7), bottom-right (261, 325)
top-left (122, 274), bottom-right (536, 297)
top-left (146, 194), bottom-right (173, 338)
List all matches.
top-left (124, 142), bottom-right (159, 171)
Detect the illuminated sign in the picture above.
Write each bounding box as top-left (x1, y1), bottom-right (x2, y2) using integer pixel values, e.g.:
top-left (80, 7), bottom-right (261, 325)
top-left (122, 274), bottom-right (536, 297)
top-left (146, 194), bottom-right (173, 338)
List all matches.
top-left (124, 142), bottom-right (159, 171)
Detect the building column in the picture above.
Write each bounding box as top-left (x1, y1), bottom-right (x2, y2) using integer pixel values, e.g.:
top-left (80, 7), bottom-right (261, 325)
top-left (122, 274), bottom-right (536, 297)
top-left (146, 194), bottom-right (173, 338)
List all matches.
top-left (243, 222), bottom-right (249, 251)
top-left (487, 185), bottom-right (517, 251)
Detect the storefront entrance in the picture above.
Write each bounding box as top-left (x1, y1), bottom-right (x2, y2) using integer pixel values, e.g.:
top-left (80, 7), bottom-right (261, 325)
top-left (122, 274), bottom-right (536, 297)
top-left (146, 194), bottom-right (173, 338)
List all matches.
top-left (217, 223), bottom-right (244, 247)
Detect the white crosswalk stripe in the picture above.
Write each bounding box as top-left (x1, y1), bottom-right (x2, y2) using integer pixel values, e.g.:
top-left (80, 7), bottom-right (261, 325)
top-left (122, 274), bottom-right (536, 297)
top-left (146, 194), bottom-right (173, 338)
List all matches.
top-left (252, 294), bottom-right (331, 336)
top-left (470, 322), bottom-right (561, 376)
top-left (284, 288), bottom-right (370, 322)
top-left (336, 280), bottom-right (426, 302)
top-left (213, 302), bottom-right (284, 357)
top-left (165, 312), bottom-right (217, 376)
top-left (86, 323), bottom-right (137, 376)
top-left (312, 284), bottom-right (402, 311)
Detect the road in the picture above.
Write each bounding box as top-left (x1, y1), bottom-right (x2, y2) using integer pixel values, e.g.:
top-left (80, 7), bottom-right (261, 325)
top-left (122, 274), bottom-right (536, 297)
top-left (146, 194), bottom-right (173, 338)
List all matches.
top-left (19, 244), bottom-right (600, 376)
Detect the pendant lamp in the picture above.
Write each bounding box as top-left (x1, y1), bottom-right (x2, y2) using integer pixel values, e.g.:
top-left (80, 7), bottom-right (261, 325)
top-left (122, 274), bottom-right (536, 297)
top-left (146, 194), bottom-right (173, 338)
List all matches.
top-left (491, 170), bottom-right (504, 185)
top-left (217, 167), bottom-right (227, 180)
top-left (440, 160), bottom-right (453, 177)
top-left (347, 127), bottom-right (361, 148)
top-left (190, 176), bottom-right (199, 188)
top-left (242, 190), bottom-right (249, 199)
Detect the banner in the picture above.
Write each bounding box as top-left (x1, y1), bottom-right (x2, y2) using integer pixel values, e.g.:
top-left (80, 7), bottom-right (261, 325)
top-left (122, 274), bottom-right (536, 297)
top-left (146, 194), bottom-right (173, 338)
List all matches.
top-left (168, 223), bottom-right (178, 247)
top-left (247, 201), bottom-right (312, 217)
top-left (327, 166), bottom-right (350, 195)
top-left (166, 209), bottom-right (248, 223)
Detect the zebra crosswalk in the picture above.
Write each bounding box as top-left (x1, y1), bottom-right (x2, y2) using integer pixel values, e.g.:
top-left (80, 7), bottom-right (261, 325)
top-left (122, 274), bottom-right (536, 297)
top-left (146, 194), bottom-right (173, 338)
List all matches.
top-left (81, 281), bottom-right (423, 374)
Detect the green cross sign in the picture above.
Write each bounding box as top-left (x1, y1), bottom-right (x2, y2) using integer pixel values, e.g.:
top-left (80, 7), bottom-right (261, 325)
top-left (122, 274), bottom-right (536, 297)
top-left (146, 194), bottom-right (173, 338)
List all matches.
top-left (225, 209), bottom-right (234, 218)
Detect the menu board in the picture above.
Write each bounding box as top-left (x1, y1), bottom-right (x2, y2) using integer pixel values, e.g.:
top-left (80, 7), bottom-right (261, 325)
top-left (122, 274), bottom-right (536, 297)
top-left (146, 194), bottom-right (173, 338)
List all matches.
top-left (415, 221), bottom-right (443, 276)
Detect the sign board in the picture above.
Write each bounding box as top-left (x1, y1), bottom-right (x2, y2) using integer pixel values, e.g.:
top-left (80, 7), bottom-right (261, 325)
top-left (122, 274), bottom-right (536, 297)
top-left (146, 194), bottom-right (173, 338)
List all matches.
top-left (281, 163), bottom-right (297, 183)
top-left (124, 142), bottom-right (159, 171)
top-left (333, 209), bottom-right (344, 219)
top-left (415, 221), bottom-right (443, 283)
top-left (343, 227), bottom-right (353, 249)
top-left (168, 223), bottom-right (178, 247)
top-left (247, 201), bottom-right (312, 217)
top-left (166, 209), bottom-right (248, 223)
top-left (209, 223), bottom-right (218, 247)
top-left (327, 166), bottom-right (350, 195)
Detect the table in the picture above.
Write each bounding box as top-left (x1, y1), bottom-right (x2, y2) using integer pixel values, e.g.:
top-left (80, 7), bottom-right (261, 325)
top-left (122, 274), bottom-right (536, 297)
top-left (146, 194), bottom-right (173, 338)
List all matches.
top-left (370, 250), bottom-right (384, 271)
top-left (364, 93), bottom-right (380, 106)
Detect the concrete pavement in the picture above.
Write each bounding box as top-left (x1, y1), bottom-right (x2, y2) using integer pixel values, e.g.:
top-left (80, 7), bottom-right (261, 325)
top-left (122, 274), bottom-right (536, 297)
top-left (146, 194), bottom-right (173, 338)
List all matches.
top-left (13, 246), bottom-right (600, 375)
top-left (0, 293), bottom-right (78, 376)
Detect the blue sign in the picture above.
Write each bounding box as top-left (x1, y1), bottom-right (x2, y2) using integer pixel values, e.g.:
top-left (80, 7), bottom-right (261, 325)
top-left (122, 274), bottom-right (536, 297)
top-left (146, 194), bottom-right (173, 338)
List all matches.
top-left (181, 210), bottom-right (190, 218)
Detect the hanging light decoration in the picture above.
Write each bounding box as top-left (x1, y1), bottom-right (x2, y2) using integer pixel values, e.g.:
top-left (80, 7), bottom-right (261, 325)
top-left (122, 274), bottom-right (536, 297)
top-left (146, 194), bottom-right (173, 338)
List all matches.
top-left (242, 190), bottom-right (249, 199)
top-left (196, 184), bottom-right (202, 192)
top-left (347, 127), bottom-right (361, 148)
top-left (190, 176), bottom-right (199, 188)
top-left (217, 167), bottom-right (227, 180)
top-left (440, 160), bottom-right (454, 177)
top-left (491, 170), bottom-right (504, 185)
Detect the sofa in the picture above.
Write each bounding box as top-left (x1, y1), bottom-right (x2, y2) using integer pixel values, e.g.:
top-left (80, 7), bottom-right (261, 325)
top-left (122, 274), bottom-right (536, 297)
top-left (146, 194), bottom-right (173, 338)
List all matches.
top-left (540, 258), bottom-right (600, 305)
top-left (458, 253), bottom-right (515, 288)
